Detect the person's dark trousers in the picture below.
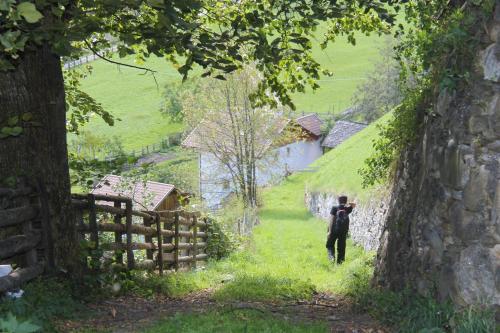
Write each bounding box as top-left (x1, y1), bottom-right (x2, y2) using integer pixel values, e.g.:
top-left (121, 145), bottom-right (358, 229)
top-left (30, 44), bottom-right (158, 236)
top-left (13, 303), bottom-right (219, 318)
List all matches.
top-left (326, 231), bottom-right (348, 264)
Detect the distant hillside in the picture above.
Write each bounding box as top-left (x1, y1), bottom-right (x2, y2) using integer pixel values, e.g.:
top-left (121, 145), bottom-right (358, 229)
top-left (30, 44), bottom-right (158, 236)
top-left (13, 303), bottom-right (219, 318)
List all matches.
top-left (76, 31), bottom-right (387, 151)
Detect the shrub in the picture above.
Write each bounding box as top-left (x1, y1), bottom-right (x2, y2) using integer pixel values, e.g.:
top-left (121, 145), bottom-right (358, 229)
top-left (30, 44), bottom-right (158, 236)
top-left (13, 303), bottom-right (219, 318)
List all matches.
top-left (205, 216), bottom-right (239, 260)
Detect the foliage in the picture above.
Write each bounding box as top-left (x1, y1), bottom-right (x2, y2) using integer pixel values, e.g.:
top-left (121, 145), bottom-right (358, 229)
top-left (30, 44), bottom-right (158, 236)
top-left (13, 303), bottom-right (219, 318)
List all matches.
top-left (148, 151), bottom-right (199, 195)
top-left (69, 153), bottom-right (127, 190)
top-left (0, 314), bottom-right (40, 333)
top-left (0, 277), bottom-right (89, 332)
top-left (352, 286), bottom-right (496, 333)
top-left (0, 113), bottom-right (36, 139)
top-left (161, 76), bottom-right (202, 123)
top-left (360, 0), bottom-right (494, 187)
top-left (65, 66), bottom-right (115, 134)
top-left (1, 0), bottom-right (400, 111)
top-left (181, 66), bottom-right (296, 207)
top-left (144, 309), bottom-right (328, 333)
top-left (350, 37), bottom-right (403, 123)
top-left (205, 216), bottom-right (239, 260)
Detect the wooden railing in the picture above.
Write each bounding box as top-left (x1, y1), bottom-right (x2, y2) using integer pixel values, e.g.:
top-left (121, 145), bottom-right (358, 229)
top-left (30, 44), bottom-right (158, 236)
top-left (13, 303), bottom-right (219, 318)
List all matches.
top-left (71, 193), bottom-right (208, 274)
top-left (0, 185), bottom-right (52, 293)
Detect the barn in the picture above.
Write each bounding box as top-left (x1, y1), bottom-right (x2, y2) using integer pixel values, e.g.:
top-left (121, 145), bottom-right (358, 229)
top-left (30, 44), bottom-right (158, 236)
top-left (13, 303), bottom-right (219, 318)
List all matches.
top-left (91, 175), bottom-right (183, 211)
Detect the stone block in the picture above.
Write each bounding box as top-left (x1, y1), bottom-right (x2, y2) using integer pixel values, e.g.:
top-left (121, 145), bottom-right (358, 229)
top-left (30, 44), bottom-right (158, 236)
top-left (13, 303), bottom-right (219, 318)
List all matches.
top-left (469, 115), bottom-right (492, 137)
top-left (489, 22), bottom-right (499, 43)
top-left (481, 43), bottom-right (500, 83)
top-left (453, 245), bottom-right (498, 306)
top-left (463, 165), bottom-right (493, 211)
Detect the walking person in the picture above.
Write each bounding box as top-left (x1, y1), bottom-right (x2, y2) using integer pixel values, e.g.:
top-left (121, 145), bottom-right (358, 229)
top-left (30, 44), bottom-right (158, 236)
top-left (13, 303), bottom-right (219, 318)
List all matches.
top-left (326, 195), bottom-right (356, 264)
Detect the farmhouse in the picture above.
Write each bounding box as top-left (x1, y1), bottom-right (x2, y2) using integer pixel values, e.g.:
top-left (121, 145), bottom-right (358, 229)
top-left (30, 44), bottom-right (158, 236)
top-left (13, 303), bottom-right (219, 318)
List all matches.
top-left (91, 174), bottom-right (183, 211)
top-left (183, 113), bottom-right (323, 209)
top-left (322, 120), bottom-right (367, 152)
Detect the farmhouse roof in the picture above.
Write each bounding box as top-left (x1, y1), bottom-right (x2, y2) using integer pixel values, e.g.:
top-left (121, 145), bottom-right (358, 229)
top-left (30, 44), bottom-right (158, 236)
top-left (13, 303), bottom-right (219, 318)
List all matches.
top-left (182, 113), bottom-right (322, 150)
top-left (91, 175), bottom-right (177, 210)
top-left (295, 114), bottom-right (322, 137)
top-left (322, 120), bottom-right (367, 148)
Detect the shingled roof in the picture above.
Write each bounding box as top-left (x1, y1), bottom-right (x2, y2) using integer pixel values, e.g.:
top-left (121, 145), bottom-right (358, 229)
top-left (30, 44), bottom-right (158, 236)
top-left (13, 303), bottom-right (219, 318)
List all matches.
top-left (295, 114), bottom-right (322, 137)
top-left (91, 175), bottom-right (177, 210)
top-left (322, 120), bottom-right (367, 148)
top-left (182, 113), bottom-right (323, 150)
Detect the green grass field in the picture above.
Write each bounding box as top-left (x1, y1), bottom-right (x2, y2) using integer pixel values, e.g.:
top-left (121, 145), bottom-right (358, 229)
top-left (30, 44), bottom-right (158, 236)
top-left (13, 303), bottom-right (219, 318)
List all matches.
top-left (304, 112), bottom-right (392, 201)
top-left (76, 30), bottom-right (387, 151)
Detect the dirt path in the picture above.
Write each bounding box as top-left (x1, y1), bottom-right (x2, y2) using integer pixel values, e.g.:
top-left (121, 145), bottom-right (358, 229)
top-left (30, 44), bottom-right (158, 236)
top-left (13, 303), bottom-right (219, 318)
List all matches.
top-left (59, 291), bottom-right (385, 333)
top-left (135, 152), bottom-right (177, 166)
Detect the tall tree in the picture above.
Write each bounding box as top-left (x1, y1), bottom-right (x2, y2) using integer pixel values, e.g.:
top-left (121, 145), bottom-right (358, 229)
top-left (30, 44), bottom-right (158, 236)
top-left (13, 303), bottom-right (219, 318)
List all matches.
top-left (0, 0), bottom-right (398, 271)
top-left (181, 67), bottom-right (295, 208)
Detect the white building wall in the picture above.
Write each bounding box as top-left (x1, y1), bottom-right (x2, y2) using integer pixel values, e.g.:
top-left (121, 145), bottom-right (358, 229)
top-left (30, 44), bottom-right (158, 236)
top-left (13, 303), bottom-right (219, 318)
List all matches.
top-left (200, 139), bottom-right (323, 209)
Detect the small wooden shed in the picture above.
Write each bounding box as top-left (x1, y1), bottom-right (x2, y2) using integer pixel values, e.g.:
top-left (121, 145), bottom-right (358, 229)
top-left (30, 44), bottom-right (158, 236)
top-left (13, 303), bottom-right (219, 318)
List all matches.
top-left (91, 175), bottom-right (182, 211)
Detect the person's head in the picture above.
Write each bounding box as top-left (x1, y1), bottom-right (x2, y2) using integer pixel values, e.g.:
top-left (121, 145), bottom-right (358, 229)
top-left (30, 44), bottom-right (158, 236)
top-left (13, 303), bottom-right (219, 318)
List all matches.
top-left (338, 195), bottom-right (348, 205)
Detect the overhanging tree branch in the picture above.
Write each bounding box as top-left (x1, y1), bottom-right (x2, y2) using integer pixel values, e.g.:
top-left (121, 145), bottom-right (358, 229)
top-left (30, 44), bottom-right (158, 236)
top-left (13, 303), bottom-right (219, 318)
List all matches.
top-left (84, 40), bottom-right (159, 89)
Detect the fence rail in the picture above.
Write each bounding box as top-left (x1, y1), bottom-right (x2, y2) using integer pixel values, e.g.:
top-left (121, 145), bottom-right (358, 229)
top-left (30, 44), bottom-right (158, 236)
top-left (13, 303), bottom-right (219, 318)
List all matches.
top-left (0, 188), bottom-right (207, 294)
top-left (71, 193), bottom-right (207, 274)
top-left (0, 185), bottom-right (51, 293)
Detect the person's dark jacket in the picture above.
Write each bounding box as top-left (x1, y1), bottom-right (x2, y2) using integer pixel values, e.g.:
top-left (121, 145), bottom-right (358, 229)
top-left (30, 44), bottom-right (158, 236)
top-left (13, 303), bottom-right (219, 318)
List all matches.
top-left (327, 204), bottom-right (353, 235)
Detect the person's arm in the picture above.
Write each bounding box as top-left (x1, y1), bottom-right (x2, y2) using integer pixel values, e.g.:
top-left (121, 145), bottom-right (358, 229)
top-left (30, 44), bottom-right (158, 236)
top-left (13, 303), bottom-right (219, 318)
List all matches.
top-left (346, 203), bottom-right (356, 214)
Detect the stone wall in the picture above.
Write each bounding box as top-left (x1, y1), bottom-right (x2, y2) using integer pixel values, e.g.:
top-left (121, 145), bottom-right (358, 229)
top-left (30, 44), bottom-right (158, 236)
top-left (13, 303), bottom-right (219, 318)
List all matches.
top-left (375, 5), bottom-right (500, 313)
top-left (304, 191), bottom-right (388, 251)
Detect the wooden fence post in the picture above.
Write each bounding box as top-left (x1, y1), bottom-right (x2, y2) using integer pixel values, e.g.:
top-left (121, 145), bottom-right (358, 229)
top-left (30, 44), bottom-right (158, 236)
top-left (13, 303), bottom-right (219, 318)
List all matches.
top-left (125, 200), bottom-right (134, 269)
top-left (143, 216), bottom-right (153, 260)
top-left (155, 213), bottom-right (163, 275)
top-left (88, 194), bottom-right (98, 250)
top-left (38, 180), bottom-right (55, 272)
top-left (174, 212), bottom-right (179, 271)
top-left (114, 201), bottom-right (123, 265)
top-left (22, 193), bottom-right (37, 268)
top-left (192, 216), bottom-right (198, 269)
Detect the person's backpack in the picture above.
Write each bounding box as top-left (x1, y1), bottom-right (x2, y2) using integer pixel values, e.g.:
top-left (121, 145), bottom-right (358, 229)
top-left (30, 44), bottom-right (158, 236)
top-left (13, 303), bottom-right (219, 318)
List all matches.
top-left (334, 208), bottom-right (349, 233)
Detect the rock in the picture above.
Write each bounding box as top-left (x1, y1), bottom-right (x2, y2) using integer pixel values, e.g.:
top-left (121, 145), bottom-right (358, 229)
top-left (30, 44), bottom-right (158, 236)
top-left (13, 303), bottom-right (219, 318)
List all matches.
top-left (453, 245), bottom-right (498, 305)
top-left (487, 140), bottom-right (500, 152)
top-left (481, 43), bottom-right (500, 83)
top-left (489, 22), bottom-right (499, 42)
top-left (463, 165), bottom-right (492, 211)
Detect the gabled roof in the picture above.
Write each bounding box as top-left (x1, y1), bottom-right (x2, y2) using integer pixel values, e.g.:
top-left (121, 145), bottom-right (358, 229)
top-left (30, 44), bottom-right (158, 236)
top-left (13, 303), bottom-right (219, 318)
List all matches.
top-left (91, 175), bottom-right (176, 210)
top-left (295, 114), bottom-right (322, 137)
top-left (322, 120), bottom-right (367, 148)
top-left (182, 113), bottom-right (323, 151)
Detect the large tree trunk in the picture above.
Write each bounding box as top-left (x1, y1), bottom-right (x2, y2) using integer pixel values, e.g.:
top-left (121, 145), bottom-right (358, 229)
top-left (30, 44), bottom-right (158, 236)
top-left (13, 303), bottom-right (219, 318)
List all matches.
top-left (0, 45), bottom-right (77, 272)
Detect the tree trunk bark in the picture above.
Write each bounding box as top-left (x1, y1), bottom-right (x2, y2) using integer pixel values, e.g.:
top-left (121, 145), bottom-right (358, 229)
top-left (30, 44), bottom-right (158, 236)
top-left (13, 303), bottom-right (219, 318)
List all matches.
top-left (0, 44), bottom-right (77, 272)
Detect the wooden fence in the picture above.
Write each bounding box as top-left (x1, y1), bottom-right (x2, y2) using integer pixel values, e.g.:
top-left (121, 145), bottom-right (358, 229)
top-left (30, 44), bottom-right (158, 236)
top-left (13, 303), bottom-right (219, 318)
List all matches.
top-left (71, 193), bottom-right (208, 274)
top-left (0, 188), bottom-right (207, 294)
top-left (0, 185), bottom-right (52, 293)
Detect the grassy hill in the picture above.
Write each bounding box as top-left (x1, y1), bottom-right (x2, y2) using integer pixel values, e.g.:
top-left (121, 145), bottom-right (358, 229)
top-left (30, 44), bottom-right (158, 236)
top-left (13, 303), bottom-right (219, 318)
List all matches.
top-left (303, 112), bottom-right (391, 201)
top-left (76, 31), bottom-right (387, 151)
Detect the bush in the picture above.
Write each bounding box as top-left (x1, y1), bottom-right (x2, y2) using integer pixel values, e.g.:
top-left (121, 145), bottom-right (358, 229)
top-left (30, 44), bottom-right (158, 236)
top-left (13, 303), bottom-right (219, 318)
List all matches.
top-left (205, 216), bottom-right (239, 260)
top-left (0, 277), bottom-right (89, 332)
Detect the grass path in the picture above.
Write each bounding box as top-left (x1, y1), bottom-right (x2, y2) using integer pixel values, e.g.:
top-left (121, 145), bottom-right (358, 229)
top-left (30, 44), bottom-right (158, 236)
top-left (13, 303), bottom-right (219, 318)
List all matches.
top-left (68, 169), bottom-right (378, 332)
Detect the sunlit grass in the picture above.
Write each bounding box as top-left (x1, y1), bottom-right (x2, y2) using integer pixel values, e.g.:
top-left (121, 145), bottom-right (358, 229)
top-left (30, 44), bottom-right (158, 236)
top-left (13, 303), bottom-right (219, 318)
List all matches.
top-left (158, 170), bottom-right (375, 302)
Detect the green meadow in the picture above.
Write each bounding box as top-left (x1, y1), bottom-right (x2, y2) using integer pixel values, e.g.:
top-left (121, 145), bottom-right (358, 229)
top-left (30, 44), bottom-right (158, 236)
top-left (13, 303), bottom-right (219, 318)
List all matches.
top-left (76, 31), bottom-right (387, 151)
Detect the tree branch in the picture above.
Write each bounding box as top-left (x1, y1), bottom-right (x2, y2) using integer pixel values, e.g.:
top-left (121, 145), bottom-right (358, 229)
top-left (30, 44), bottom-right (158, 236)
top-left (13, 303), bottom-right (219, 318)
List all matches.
top-left (84, 40), bottom-right (159, 89)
